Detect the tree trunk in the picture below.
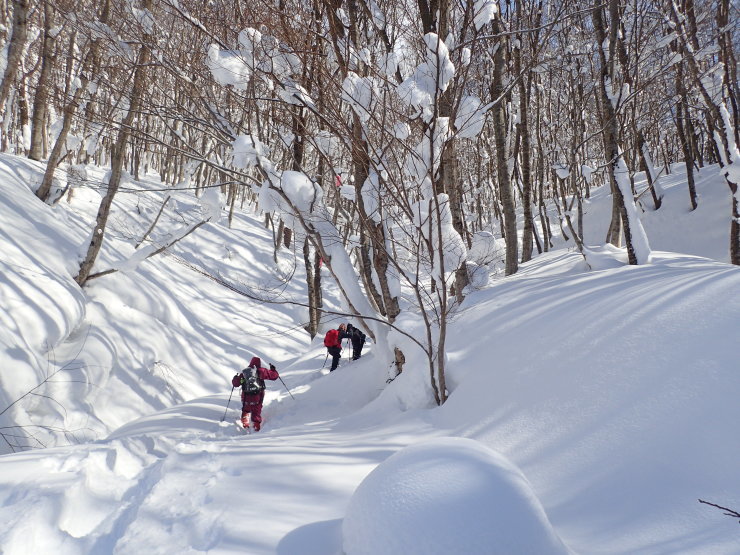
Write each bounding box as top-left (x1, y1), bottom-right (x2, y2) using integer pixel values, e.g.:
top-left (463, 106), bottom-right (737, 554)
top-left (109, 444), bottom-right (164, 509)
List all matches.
top-left (75, 0), bottom-right (151, 286)
top-left (592, 0), bottom-right (650, 265)
top-left (37, 48), bottom-right (95, 202)
top-left (670, 0), bottom-right (739, 264)
top-left (675, 64), bottom-right (698, 210)
top-left (490, 15), bottom-right (518, 275)
top-left (303, 237), bottom-right (319, 338)
top-left (29, 2), bottom-right (56, 161)
top-left (0, 0), bottom-right (28, 124)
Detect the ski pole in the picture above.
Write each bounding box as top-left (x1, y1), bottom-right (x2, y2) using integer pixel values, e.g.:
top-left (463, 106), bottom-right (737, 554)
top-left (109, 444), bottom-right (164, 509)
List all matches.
top-left (221, 386), bottom-right (235, 422)
top-left (322, 351), bottom-right (329, 368)
top-left (278, 375), bottom-right (295, 400)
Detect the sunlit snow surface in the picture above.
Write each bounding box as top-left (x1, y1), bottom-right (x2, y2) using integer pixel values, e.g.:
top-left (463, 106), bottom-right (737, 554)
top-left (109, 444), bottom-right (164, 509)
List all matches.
top-left (1, 153), bottom-right (739, 554)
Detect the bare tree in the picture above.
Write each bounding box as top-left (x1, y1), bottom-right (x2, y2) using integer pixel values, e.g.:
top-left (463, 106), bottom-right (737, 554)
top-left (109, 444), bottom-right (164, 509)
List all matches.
top-left (0, 0), bottom-right (29, 127)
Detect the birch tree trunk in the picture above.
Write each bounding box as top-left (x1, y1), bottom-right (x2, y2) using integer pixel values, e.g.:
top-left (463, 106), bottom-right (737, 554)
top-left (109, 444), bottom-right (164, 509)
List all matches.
top-left (37, 46), bottom-right (96, 202)
top-left (28, 1), bottom-right (55, 161)
top-left (592, 0), bottom-right (650, 265)
top-left (75, 0), bottom-right (152, 286)
top-left (490, 15), bottom-right (518, 275)
top-left (670, 0), bottom-right (740, 264)
top-left (0, 0), bottom-right (28, 124)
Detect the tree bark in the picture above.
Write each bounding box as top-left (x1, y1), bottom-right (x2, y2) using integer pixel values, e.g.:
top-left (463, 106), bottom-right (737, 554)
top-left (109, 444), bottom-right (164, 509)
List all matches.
top-left (75, 0), bottom-right (152, 286)
top-left (592, 0), bottom-right (648, 265)
top-left (28, 1), bottom-right (55, 161)
top-left (670, 0), bottom-right (739, 264)
top-left (490, 15), bottom-right (518, 275)
top-left (0, 0), bottom-right (28, 124)
top-left (37, 46), bottom-right (96, 202)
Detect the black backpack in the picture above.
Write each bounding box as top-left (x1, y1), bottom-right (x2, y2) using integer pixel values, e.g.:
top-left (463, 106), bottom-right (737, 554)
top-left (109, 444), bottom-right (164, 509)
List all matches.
top-left (242, 365), bottom-right (265, 395)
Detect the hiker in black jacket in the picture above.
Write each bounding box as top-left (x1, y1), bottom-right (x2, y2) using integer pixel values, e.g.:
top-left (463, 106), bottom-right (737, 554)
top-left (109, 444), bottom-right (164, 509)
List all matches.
top-left (345, 323), bottom-right (366, 360)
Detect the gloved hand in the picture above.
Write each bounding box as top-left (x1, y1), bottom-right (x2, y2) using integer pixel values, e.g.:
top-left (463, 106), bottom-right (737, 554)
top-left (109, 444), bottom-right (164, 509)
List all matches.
top-left (269, 363), bottom-right (276, 371)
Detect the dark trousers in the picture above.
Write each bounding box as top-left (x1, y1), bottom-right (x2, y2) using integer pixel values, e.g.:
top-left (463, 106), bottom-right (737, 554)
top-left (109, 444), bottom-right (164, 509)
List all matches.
top-left (351, 339), bottom-right (364, 360)
top-left (327, 346), bottom-right (341, 370)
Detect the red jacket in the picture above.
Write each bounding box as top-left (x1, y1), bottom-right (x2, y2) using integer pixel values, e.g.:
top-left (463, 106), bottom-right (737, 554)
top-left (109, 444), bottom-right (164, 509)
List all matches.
top-left (232, 356), bottom-right (279, 405)
top-left (324, 328), bottom-right (349, 349)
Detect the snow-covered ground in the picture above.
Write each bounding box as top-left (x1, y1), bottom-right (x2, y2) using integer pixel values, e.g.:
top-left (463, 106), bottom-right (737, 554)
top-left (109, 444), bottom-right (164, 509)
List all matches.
top-left (1, 153), bottom-right (738, 554)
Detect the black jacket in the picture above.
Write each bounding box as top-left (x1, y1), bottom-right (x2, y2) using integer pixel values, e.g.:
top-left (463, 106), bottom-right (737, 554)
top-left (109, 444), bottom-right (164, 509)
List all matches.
top-left (346, 324), bottom-right (366, 347)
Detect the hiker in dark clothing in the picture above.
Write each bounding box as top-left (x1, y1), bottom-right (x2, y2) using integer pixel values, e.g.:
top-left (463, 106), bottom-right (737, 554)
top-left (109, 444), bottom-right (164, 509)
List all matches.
top-left (324, 324), bottom-right (350, 371)
top-left (346, 323), bottom-right (366, 360)
top-left (231, 356), bottom-right (279, 431)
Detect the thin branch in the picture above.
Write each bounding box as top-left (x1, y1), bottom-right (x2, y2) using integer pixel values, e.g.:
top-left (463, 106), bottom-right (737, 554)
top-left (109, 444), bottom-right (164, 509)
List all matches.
top-left (698, 499), bottom-right (740, 523)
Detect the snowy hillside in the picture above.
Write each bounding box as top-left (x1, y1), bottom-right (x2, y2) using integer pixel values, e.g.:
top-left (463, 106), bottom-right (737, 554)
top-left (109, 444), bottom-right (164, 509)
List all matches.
top-left (1, 153), bottom-right (739, 554)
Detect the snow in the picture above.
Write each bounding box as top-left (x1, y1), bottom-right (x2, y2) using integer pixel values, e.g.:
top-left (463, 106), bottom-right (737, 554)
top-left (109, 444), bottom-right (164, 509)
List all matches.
top-left (231, 134), bottom-right (268, 170)
top-left (473, 0), bottom-right (499, 31)
top-left (1, 152), bottom-right (739, 554)
top-left (454, 95), bottom-right (488, 139)
top-left (206, 44), bottom-right (251, 90)
top-left (342, 72), bottom-right (375, 124)
top-left (343, 438), bottom-right (569, 554)
top-left (553, 163), bottom-right (571, 180)
top-left (580, 164), bottom-right (594, 183)
top-left (613, 153), bottom-right (652, 263)
top-left (199, 187), bottom-right (224, 222)
top-left (397, 33), bottom-right (455, 117)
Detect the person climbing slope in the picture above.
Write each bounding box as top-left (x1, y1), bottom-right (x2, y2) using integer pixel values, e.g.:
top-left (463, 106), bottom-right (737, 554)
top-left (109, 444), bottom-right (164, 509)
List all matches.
top-left (231, 356), bottom-right (279, 431)
top-left (345, 323), bottom-right (366, 360)
top-left (324, 323), bottom-right (350, 371)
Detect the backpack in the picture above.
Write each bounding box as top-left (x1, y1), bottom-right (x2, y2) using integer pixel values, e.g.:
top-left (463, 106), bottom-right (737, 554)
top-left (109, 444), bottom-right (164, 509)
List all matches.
top-left (241, 365), bottom-right (265, 395)
top-left (324, 328), bottom-right (339, 348)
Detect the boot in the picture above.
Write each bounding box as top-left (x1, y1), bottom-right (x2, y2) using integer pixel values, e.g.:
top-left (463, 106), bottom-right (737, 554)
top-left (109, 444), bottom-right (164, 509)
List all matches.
top-left (254, 422), bottom-right (261, 432)
top-left (241, 415), bottom-right (250, 429)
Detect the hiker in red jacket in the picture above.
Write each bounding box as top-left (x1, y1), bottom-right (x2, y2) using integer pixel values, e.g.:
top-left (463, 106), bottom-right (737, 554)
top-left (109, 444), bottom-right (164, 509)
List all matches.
top-left (231, 356), bottom-right (279, 431)
top-left (324, 324), bottom-right (350, 371)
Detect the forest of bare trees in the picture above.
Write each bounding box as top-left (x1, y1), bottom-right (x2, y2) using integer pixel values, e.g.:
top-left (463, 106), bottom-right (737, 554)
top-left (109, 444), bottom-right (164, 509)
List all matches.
top-left (1, 0), bottom-right (736, 403)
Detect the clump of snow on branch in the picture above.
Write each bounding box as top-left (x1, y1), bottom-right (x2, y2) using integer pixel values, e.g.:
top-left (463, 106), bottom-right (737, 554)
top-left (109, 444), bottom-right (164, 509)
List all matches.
top-left (404, 119), bottom-right (451, 183)
top-left (397, 33), bottom-right (455, 118)
top-left (413, 192), bottom-right (468, 280)
top-left (581, 164), bottom-right (594, 184)
top-left (206, 44), bottom-right (251, 90)
top-left (261, 37), bottom-right (301, 79)
top-left (461, 47), bottom-right (471, 67)
top-left (366, 0), bottom-right (386, 30)
top-left (238, 27), bottom-right (262, 65)
top-left (454, 96), bottom-right (488, 139)
top-left (468, 230), bottom-right (503, 267)
top-left (279, 171), bottom-right (321, 215)
top-left (278, 81), bottom-right (315, 109)
top-left (465, 261), bottom-right (489, 289)
top-left (473, 0), bottom-right (499, 31)
top-left (313, 130), bottom-right (339, 159)
top-left (379, 50), bottom-right (400, 78)
top-left (393, 122), bottom-right (410, 140)
top-left (553, 163), bottom-right (570, 180)
top-left (360, 172), bottom-right (382, 223)
top-left (342, 72), bottom-right (376, 124)
top-left (199, 187), bottom-right (224, 222)
top-left (231, 135), bottom-right (268, 169)
top-left (342, 437), bottom-right (570, 555)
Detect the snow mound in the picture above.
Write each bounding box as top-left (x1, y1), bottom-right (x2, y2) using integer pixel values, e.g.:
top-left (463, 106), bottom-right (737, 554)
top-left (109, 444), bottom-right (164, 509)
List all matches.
top-left (342, 437), bottom-right (569, 555)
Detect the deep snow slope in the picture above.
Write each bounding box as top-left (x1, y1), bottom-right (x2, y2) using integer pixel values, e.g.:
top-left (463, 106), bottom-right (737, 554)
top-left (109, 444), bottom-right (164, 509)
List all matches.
top-left (1, 152), bottom-right (739, 554)
top-left (0, 153), bottom-right (310, 451)
top-left (441, 251), bottom-right (740, 553)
